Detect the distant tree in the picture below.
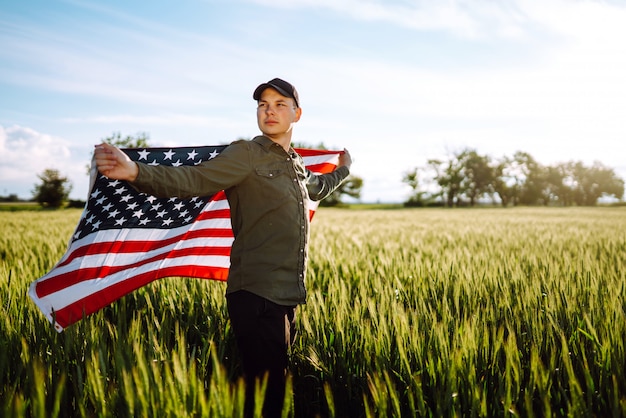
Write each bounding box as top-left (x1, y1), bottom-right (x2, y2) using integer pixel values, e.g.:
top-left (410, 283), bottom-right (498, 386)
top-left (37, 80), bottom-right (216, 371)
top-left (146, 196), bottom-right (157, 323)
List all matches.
top-left (492, 155), bottom-right (524, 207)
top-left (428, 150), bottom-right (466, 207)
top-left (0, 193), bottom-right (20, 203)
top-left (513, 152), bottom-right (546, 205)
top-left (402, 168), bottom-right (423, 206)
top-left (567, 161), bottom-right (624, 205)
top-left (459, 149), bottom-right (494, 206)
top-left (401, 167), bottom-right (440, 206)
top-left (33, 169), bottom-right (72, 208)
top-left (542, 164), bottom-right (569, 206)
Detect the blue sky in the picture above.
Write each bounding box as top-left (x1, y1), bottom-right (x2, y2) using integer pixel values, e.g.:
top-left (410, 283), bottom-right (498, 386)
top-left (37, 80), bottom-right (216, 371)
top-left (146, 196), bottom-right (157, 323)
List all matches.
top-left (2, 0), bottom-right (625, 203)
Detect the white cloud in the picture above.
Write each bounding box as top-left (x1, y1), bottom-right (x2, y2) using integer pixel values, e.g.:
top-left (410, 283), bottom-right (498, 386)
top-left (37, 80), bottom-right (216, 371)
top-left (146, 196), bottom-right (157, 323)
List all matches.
top-left (0, 125), bottom-right (86, 198)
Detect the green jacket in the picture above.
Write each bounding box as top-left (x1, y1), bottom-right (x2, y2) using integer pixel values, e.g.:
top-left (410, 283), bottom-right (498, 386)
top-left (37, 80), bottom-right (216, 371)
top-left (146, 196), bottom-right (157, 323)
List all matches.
top-left (131, 136), bottom-right (350, 305)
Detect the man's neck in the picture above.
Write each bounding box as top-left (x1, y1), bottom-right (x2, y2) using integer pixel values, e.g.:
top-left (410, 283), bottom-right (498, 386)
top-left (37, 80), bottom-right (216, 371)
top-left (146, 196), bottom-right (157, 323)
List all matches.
top-left (264, 134), bottom-right (292, 152)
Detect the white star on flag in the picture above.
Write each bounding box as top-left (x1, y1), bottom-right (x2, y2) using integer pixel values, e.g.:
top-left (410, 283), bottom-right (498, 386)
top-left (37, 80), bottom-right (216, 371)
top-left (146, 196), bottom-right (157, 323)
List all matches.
top-left (137, 149), bottom-right (150, 160)
top-left (163, 149), bottom-right (176, 160)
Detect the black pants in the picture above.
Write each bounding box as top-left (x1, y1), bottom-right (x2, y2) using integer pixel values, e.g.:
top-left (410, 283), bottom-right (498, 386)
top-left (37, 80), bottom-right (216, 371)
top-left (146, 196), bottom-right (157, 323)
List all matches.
top-left (227, 290), bottom-right (297, 418)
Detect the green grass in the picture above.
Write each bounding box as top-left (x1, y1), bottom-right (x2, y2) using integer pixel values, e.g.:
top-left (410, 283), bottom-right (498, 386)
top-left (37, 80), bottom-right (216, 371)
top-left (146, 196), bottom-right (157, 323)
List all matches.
top-left (1, 207), bottom-right (625, 417)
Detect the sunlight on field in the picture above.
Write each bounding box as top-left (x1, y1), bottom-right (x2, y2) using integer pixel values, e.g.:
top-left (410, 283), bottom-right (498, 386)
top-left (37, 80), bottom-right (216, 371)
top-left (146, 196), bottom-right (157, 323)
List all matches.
top-left (1, 207), bottom-right (625, 417)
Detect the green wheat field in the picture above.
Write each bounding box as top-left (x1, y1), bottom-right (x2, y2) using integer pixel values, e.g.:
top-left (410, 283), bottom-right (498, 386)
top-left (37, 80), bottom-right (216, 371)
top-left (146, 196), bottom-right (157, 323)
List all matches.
top-left (1, 207), bottom-right (625, 417)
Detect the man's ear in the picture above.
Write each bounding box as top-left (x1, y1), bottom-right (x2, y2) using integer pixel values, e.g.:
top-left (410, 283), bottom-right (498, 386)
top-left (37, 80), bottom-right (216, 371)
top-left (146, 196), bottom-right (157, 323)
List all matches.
top-left (294, 107), bottom-right (302, 122)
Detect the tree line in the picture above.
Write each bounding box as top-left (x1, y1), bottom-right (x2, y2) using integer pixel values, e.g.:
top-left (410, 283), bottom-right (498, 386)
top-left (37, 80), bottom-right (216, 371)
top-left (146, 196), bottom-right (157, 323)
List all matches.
top-left (403, 148), bottom-right (625, 207)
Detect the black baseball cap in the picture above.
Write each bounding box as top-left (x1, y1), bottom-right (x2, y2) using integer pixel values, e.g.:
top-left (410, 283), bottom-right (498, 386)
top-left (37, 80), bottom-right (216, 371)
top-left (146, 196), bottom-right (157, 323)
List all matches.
top-left (253, 78), bottom-right (300, 108)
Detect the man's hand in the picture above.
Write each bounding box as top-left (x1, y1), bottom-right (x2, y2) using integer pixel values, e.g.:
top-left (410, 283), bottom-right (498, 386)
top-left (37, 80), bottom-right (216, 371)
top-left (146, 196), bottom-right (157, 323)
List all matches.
top-left (94, 143), bottom-right (139, 181)
top-left (338, 148), bottom-right (353, 170)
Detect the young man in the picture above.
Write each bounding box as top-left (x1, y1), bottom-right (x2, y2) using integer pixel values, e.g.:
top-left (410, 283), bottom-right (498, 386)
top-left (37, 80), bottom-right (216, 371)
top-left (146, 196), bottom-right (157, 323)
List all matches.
top-left (94, 78), bottom-right (352, 417)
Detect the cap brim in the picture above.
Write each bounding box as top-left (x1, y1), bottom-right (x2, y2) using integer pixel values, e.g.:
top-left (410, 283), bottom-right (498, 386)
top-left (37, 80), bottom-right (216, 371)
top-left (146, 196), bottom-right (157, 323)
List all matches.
top-left (253, 83), bottom-right (292, 101)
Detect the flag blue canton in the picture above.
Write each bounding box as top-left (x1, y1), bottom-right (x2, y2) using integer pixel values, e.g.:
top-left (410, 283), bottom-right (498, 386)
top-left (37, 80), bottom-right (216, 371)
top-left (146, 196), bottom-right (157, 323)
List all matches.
top-left (73, 146), bottom-right (228, 241)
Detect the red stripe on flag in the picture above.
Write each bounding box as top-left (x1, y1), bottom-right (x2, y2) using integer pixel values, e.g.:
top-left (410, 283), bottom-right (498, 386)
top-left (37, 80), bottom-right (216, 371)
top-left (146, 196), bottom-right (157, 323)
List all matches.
top-left (295, 148), bottom-right (344, 157)
top-left (51, 265), bottom-right (229, 329)
top-left (305, 162), bottom-right (337, 173)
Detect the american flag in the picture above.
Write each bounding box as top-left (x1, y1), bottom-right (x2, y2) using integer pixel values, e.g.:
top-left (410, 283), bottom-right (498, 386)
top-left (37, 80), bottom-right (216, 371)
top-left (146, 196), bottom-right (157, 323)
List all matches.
top-left (29, 145), bottom-right (342, 332)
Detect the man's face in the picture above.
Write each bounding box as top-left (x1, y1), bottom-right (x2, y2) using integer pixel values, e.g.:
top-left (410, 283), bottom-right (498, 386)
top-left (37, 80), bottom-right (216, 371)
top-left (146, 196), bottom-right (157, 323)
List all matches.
top-left (256, 88), bottom-right (301, 139)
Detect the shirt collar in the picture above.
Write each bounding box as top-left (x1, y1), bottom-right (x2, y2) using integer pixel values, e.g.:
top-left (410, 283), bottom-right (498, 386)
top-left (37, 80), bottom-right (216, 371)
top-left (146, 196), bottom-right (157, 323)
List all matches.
top-left (252, 135), bottom-right (294, 155)
top-left (252, 135), bottom-right (276, 150)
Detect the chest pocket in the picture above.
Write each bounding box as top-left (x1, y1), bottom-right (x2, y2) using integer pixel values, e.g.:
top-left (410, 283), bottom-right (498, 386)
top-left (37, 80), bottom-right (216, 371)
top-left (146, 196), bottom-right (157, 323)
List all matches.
top-left (255, 168), bottom-right (284, 179)
top-left (254, 166), bottom-right (295, 201)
